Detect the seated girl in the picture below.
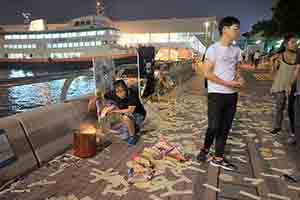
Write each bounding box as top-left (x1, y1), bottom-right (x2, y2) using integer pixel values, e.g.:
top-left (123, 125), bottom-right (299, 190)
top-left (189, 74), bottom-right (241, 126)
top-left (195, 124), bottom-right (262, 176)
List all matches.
top-left (103, 80), bottom-right (147, 145)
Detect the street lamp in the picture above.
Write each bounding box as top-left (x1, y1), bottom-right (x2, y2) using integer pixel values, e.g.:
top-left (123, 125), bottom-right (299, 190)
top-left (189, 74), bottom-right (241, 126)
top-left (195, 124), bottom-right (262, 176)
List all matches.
top-left (204, 21), bottom-right (210, 28)
top-left (204, 21), bottom-right (210, 45)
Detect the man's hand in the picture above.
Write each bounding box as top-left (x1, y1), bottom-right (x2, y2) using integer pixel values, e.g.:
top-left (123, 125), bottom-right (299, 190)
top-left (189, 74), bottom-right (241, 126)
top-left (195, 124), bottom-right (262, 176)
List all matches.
top-left (226, 78), bottom-right (245, 89)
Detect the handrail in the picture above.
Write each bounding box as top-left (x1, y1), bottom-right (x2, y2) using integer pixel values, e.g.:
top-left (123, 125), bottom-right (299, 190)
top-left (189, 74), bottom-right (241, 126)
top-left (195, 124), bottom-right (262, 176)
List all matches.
top-left (0, 69), bottom-right (92, 88)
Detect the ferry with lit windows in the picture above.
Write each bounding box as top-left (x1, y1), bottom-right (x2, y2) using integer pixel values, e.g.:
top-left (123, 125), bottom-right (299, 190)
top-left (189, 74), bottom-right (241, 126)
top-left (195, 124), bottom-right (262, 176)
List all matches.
top-left (0, 16), bottom-right (137, 69)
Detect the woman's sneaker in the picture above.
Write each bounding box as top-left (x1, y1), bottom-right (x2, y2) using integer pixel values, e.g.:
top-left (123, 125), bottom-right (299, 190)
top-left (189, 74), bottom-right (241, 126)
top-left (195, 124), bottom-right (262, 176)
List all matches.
top-left (287, 134), bottom-right (297, 145)
top-left (210, 158), bottom-right (237, 171)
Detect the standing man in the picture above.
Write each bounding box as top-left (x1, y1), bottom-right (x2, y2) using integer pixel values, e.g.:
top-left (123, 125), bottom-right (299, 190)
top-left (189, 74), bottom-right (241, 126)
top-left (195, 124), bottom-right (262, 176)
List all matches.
top-left (196, 16), bottom-right (245, 171)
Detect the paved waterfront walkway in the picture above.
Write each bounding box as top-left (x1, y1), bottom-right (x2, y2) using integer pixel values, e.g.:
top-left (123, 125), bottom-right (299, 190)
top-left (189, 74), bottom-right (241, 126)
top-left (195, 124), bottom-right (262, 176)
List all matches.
top-left (1, 71), bottom-right (300, 200)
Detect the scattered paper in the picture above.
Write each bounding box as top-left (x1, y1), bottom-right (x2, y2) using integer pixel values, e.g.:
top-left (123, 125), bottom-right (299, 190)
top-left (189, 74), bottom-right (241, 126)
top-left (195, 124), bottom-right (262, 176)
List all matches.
top-left (203, 184), bottom-right (220, 192)
top-left (27, 179), bottom-right (56, 188)
top-left (270, 168), bottom-right (293, 175)
top-left (287, 185), bottom-right (300, 191)
top-left (11, 189), bottom-right (31, 193)
top-left (244, 177), bottom-right (264, 185)
top-left (267, 193), bottom-right (291, 200)
top-left (219, 174), bottom-right (234, 182)
top-left (87, 159), bottom-right (100, 165)
top-left (260, 173), bottom-right (281, 179)
top-left (240, 191), bottom-right (261, 200)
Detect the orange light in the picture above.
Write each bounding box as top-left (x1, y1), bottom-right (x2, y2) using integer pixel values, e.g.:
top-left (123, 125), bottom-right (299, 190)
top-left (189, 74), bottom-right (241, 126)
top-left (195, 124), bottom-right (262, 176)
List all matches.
top-left (79, 123), bottom-right (97, 134)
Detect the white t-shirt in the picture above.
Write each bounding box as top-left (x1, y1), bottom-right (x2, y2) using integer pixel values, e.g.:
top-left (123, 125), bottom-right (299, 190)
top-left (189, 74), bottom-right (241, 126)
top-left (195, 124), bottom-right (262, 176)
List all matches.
top-left (206, 42), bottom-right (242, 94)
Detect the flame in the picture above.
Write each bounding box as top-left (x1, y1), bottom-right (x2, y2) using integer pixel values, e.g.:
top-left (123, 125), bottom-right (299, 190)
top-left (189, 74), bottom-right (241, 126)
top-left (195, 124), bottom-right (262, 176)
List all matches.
top-left (79, 123), bottom-right (96, 134)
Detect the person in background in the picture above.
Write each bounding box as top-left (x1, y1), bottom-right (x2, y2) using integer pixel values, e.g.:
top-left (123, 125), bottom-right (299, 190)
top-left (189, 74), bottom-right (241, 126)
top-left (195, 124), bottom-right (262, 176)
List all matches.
top-left (269, 33), bottom-right (299, 143)
top-left (254, 50), bottom-right (261, 68)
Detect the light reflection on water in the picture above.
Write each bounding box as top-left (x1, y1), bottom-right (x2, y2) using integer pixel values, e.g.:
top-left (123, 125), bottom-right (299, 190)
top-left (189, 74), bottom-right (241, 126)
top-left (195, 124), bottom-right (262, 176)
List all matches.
top-left (9, 69), bottom-right (34, 78)
top-left (0, 69), bottom-right (95, 117)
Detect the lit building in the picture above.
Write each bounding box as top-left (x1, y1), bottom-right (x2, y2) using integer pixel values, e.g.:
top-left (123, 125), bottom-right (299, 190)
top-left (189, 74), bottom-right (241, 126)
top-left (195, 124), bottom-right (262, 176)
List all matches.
top-left (114, 17), bottom-right (219, 60)
top-left (0, 15), bottom-right (218, 62)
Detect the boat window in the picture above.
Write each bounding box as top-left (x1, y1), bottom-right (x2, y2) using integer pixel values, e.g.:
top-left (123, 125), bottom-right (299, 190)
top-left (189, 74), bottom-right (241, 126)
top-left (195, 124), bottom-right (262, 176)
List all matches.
top-left (8, 53), bottom-right (23, 59)
top-left (28, 34), bottom-right (35, 39)
top-left (20, 35), bottom-right (28, 39)
top-left (49, 34), bottom-right (55, 39)
top-left (88, 31), bottom-right (97, 36)
top-left (80, 32), bottom-right (87, 37)
top-left (53, 33), bottom-right (59, 39)
top-left (97, 30), bottom-right (105, 35)
top-left (62, 33), bottom-right (68, 38)
top-left (36, 34), bottom-right (43, 39)
top-left (96, 41), bottom-right (102, 46)
top-left (71, 32), bottom-right (77, 37)
top-left (4, 35), bottom-right (12, 40)
top-left (12, 35), bottom-right (20, 39)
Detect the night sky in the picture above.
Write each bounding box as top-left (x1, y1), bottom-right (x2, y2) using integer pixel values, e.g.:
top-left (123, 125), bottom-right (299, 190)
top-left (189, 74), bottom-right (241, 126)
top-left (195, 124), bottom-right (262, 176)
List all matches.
top-left (0, 0), bottom-right (275, 32)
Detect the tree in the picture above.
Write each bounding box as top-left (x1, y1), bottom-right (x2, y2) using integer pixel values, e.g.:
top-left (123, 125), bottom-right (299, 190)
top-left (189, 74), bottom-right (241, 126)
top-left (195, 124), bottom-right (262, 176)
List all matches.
top-left (251, 19), bottom-right (278, 38)
top-left (251, 0), bottom-right (300, 37)
top-left (273, 0), bottom-right (300, 35)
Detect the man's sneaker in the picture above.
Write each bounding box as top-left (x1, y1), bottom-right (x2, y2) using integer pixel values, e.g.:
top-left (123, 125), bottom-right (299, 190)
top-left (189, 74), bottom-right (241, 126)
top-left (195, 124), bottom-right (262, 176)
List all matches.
top-left (196, 149), bottom-right (209, 162)
top-left (270, 128), bottom-right (281, 135)
top-left (210, 158), bottom-right (237, 171)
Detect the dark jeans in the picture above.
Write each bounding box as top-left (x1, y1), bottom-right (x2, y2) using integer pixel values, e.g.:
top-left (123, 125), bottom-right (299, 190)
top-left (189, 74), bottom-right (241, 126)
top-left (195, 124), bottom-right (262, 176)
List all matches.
top-left (203, 93), bottom-right (238, 158)
top-left (272, 82), bottom-right (296, 133)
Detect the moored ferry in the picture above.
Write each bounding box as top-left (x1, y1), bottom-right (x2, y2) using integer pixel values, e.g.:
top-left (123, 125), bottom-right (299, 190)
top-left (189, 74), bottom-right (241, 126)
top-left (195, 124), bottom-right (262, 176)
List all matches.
top-left (0, 15), bottom-right (137, 69)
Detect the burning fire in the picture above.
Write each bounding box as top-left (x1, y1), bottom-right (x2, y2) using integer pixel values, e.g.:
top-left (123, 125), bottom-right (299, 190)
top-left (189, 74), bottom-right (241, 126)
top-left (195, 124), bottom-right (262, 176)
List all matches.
top-left (79, 123), bottom-right (97, 134)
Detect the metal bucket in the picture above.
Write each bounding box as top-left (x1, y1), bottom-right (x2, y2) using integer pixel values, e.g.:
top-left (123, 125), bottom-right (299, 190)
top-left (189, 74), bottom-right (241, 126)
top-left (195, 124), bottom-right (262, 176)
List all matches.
top-left (73, 130), bottom-right (97, 158)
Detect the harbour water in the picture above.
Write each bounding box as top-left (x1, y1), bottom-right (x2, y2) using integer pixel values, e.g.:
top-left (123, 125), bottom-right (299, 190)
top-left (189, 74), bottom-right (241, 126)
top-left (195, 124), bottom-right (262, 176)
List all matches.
top-left (0, 67), bottom-right (95, 117)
